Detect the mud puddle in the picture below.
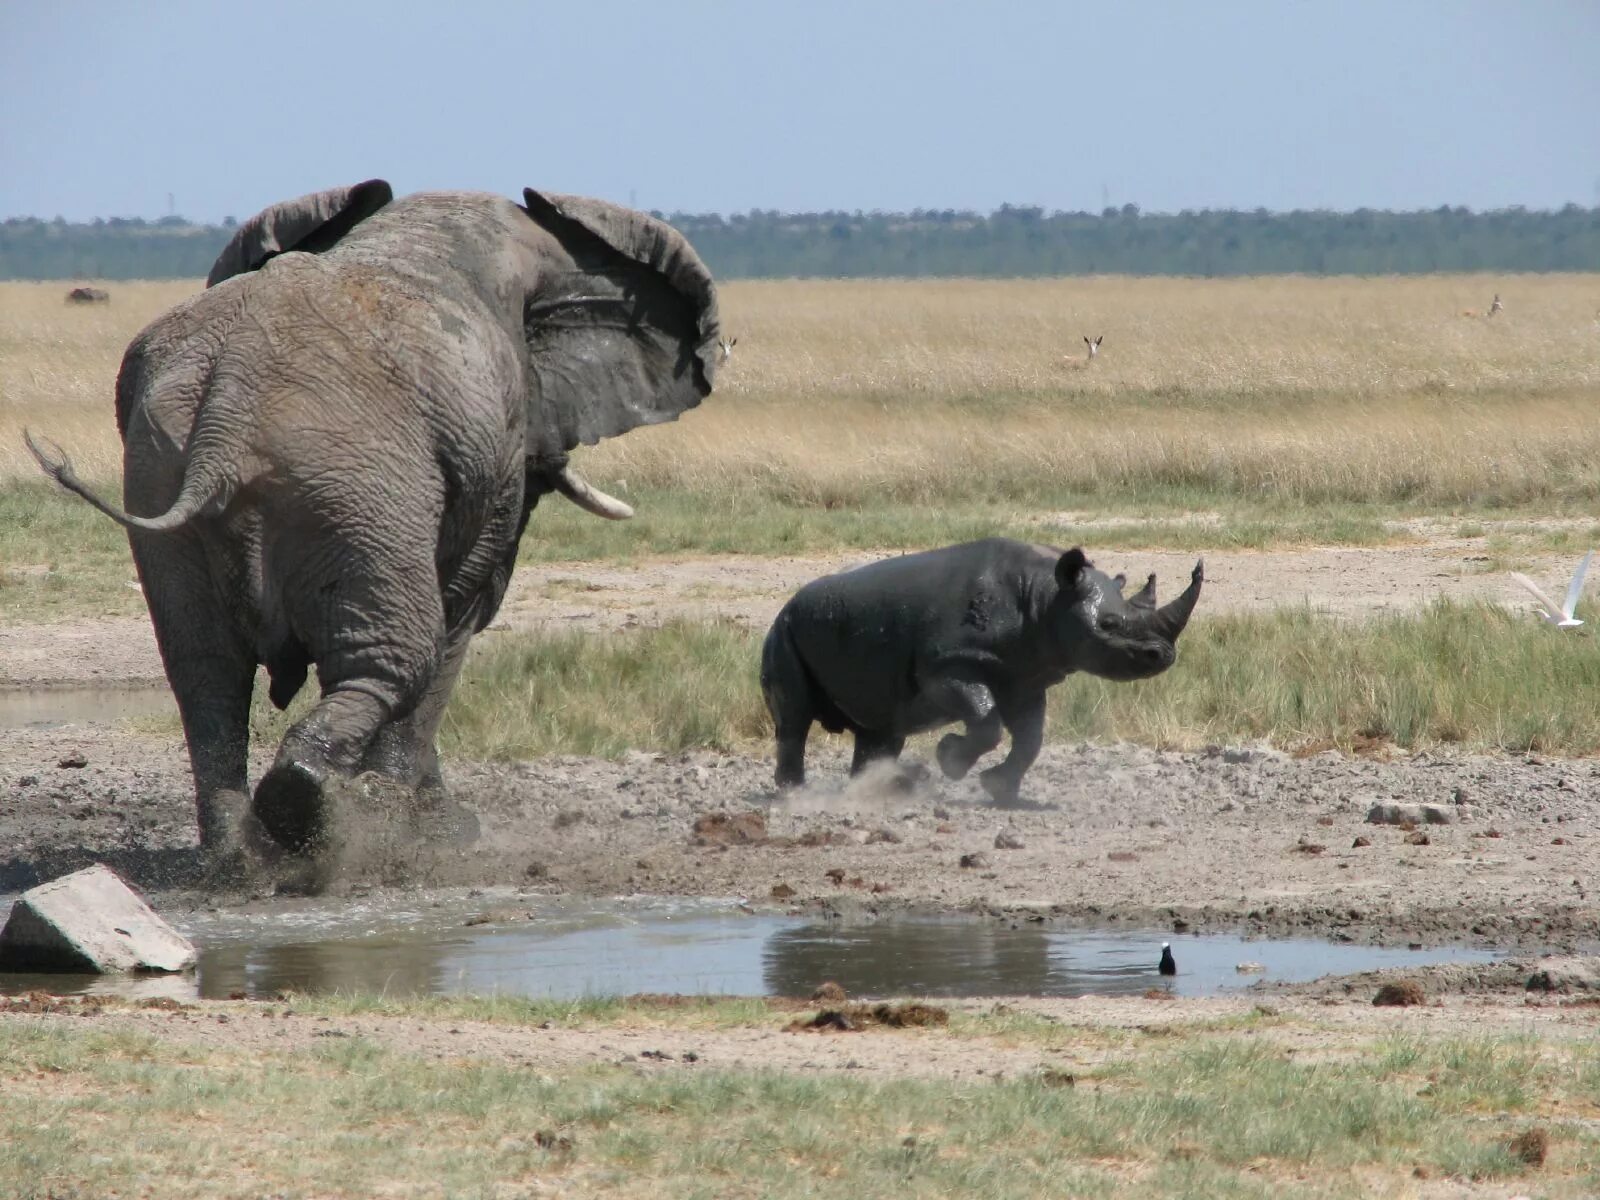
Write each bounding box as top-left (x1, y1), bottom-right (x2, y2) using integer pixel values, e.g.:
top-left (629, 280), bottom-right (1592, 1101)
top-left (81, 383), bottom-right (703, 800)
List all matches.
top-left (0, 893), bottom-right (1499, 1003)
top-left (0, 686), bottom-right (173, 729)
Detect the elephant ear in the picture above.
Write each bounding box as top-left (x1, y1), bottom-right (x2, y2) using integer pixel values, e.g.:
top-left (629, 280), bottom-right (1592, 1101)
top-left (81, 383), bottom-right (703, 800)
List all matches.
top-left (205, 179), bottom-right (394, 287)
top-left (520, 188), bottom-right (720, 458)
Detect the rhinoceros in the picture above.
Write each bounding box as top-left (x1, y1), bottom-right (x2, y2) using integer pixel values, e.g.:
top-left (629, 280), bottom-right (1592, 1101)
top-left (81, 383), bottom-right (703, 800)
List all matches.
top-left (760, 538), bottom-right (1203, 806)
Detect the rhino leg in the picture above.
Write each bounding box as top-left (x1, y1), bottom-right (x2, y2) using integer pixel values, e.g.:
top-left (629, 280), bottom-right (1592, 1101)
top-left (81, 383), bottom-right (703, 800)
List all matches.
top-left (936, 711), bottom-right (1003, 780)
top-left (849, 731), bottom-right (906, 775)
top-left (979, 692), bottom-right (1046, 807)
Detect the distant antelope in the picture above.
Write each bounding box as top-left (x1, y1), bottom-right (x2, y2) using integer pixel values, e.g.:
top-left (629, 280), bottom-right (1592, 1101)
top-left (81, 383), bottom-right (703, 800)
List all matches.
top-left (1062, 335), bottom-right (1103, 368)
top-left (1461, 294), bottom-right (1502, 319)
top-left (717, 335), bottom-right (738, 364)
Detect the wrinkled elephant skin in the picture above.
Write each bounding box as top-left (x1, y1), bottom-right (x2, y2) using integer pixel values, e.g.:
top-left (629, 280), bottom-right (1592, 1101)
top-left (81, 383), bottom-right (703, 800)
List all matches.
top-left (28, 181), bottom-right (721, 863)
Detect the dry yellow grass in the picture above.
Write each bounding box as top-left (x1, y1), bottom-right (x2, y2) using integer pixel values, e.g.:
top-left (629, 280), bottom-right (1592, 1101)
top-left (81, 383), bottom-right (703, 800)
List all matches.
top-left (3, 274), bottom-right (1599, 509)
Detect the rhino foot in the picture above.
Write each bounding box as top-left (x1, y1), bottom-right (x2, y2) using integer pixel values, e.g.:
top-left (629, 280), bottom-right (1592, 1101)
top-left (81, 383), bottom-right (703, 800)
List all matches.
top-left (936, 734), bottom-right (975, 781)
top-left (978, 768), bottom-right (1024, 808)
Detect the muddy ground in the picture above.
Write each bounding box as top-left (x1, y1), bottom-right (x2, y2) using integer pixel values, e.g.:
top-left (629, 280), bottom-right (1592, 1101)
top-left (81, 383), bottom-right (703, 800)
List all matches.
top-left (3, 534), bottom-right (1599, 956)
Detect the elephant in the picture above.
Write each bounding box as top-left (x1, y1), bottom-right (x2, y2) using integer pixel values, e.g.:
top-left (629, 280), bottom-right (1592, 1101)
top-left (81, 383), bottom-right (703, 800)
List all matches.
top-left (27, 178), bottom-right (720, 860)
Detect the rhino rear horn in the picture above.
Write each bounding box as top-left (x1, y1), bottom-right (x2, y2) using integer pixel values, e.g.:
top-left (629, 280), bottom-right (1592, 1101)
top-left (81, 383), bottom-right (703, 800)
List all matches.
top-left (1151, 560), bottom-right (1203, 643)
top-left (1129, 573), bottom-right (1158, 611)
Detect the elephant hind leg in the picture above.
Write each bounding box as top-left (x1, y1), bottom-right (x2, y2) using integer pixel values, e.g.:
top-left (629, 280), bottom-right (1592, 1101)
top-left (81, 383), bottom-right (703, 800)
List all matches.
top-left (253, 525), bottom-right (447, 854)
top-left (129, 529), bottom-right (257, 855)
top-left (849, 731), bottom-right (906, 776)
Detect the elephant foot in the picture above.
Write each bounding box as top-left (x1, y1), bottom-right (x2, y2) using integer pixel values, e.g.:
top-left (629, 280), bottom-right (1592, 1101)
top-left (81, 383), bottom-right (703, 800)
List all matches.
top-left (253, 760), bottom-right (330, 854)
top-left (936, 734), bottom-right (976, 781)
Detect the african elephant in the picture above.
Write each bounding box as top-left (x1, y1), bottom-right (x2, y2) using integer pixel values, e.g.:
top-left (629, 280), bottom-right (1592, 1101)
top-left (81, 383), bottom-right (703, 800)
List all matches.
top-left (28, 179), bottom-right (720, 858)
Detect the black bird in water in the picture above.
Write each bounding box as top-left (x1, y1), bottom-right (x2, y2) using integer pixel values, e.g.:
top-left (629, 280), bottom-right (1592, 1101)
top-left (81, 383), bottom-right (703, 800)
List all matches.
top-left (1158, 942), bottom-right (1177, 976)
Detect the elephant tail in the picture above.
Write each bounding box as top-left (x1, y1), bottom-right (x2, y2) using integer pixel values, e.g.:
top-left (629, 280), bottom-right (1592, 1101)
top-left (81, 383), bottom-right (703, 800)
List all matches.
top-left (24, 430), bottom-right (224, 533)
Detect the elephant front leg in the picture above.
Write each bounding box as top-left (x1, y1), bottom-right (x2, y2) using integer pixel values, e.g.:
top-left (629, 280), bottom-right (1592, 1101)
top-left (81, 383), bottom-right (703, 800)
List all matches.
top-left (979, 692), bottom-right (1046, 807)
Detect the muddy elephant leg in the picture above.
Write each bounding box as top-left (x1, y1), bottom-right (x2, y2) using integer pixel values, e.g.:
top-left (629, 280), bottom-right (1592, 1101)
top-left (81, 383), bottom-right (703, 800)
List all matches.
top-left (849, 731), bottom-right (906, 775)
top-left (252, 519), bottom-right (448, 853)
top-left (129, 530), bottom-right (256, 855)
top-left (979, 692), bottom-right (1046, 807)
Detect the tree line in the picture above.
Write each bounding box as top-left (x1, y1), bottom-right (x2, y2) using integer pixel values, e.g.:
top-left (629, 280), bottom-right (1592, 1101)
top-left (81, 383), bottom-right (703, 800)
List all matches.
top-left (3, 204), bottom-right (1598, 281)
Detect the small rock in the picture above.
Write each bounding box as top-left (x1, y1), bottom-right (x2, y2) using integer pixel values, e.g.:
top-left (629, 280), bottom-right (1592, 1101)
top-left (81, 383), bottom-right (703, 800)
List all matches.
top-left (866, 828), bottom-right (902, 845)
top-left (1107, 851), bottom-right (1138, 863)
top-left (56, 752), bottom-right (88, 770)
top-left (994, 829), bottom-right (1025, 851)
top-left (812, 980), bottom-right (847, 1004)
top-left (1372, 980), bottom-right (1425, 1007)
top-left (1292, 840), bottom-right (1326, 855)
top-left (959, 852), bottom-right (990, 870)
top-left (1352, 836), bottom-right (1372, 848)
top-left (824, 868), bottom-right (846, 884)
top-left (770, 883), bottom-right (796, 900)
top-left (1235, 962), bottom-right (1266, 974)
top-left (691, 811), bottom-right (767, 846)
top-left (935, 822), bottom-right (956, 834)
top-left (1405, 831), bottom-right (1431, 846)
top-left (932, 806), bottom-right (951, 820)
top-left (1367, 802), bottom-right (1454, 826)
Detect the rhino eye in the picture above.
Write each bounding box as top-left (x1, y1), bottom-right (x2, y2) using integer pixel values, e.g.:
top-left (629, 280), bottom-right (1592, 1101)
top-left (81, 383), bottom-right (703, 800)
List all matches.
top-left (1098, 612), bottom-right (1125, 632)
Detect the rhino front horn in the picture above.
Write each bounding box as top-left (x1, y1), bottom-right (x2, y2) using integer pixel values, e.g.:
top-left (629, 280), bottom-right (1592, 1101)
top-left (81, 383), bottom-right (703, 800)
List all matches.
top-left (1152, 559), bottom-right (1204, 643)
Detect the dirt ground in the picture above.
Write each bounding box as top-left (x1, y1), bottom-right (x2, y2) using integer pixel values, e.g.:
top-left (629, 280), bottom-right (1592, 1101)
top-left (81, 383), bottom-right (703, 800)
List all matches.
top-left (3, 532), bottom-right (1600, 954)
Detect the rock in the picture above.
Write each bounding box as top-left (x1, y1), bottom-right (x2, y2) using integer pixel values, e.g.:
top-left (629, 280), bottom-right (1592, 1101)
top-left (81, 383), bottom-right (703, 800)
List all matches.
top-left (691, 811), bottom-right (767, 846)
top-left (866, 828), bottom-right (902, 845)
top-left (994, 829), bottom-right (1025, 851)
top-left (0, 864), bottom-right (195, 974)
top-left (56, 752), bottom-right (88, 769)
top-left (1405, 831), bottom-right (1431, 846)
top-left (959, 852), bottom-right (990, 870)
top-left (1371, 980), bottom-right (1425, 1007)
top-left (1235, 962), bottom-right (1266, 975)
top-left (1366, 802), bottom-right (1456, 826)
top-left (770, 882), bottom-right (796, 900)
top-left (812, 980), bottom-right (847, 1004)
top-left (1352, 836), bottom-right (1372, 848)
top-left (1525, 956), bottom-right (1600, 993)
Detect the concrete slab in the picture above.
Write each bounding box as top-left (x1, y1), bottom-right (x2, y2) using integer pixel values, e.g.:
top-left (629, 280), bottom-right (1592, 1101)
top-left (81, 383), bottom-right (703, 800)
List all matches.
top-left (0, 863), bottom-right (195, 974)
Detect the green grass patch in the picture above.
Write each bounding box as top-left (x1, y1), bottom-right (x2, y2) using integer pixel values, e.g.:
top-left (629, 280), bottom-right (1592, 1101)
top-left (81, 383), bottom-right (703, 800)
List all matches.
top-left (430, 599), bottom-right (1600, 761)
top-left (1, 1018), bottom-right (1588, 1198)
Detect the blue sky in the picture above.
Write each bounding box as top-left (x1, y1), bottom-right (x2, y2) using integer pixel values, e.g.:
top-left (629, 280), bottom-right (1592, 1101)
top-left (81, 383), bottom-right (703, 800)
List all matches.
top-left (3, 1), bottom-right (1596, 222)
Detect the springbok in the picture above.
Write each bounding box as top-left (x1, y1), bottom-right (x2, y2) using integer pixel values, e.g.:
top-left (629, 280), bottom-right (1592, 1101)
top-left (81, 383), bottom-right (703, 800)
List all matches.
top-left (1461, 294), bottom-right (1503, 319)
top-left (1063, 335), bottom-right (1103, 368)
top-left (717, 335), bottom-right (738, 364)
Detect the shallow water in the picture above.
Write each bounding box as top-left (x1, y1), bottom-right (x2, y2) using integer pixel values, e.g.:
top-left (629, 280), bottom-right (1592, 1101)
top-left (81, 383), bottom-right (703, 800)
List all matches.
top-left (0, 894), bottom-right (1499, 1002)
top-left (0, 686), bottom-right (174, 729)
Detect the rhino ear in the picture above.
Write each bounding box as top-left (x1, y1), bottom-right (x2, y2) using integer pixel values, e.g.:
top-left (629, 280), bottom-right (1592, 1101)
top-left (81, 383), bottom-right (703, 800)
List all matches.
top-left (1055, 547), bottom-right (1091, 590)
top-left (520, 189), bottom-right (720, 458)
top-left (206, 179), bottom-right (393, 287)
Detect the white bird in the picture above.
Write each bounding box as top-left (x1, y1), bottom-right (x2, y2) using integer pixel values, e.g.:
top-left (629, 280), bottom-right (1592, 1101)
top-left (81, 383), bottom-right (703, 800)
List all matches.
top-left (1511, 551), bottom-right (1593, 628)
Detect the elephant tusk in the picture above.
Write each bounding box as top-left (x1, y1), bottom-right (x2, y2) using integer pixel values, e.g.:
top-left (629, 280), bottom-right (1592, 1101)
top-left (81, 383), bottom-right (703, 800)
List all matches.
top-left (553, 466), bottom-right (634, 520)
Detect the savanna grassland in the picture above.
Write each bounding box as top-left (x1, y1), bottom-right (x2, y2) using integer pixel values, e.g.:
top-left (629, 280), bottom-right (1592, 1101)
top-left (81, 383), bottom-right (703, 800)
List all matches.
top-left (6, 274), bottom-right (1600, 756)
top-left (10, 276), bottom-right (1600, 1199)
